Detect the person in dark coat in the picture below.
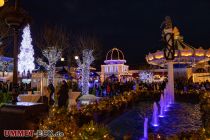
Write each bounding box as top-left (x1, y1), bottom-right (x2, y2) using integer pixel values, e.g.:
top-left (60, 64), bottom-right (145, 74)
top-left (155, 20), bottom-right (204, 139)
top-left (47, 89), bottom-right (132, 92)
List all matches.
top-left (48, 82), bottom-right (55, 105)
top-left (58, 80), bottom-right (69, 108)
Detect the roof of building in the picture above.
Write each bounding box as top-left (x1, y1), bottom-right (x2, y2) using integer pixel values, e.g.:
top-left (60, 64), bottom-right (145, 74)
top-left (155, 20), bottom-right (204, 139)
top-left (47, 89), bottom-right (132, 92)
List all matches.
top-left (105, 48), bottom-right (126, 64)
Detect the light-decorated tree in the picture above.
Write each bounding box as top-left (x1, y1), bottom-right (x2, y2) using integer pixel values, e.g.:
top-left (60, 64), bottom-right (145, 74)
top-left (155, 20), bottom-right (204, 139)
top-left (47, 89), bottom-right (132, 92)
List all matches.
top-left (76, 49), bottom-right (94, 95)
top-left (37, 47), bottom-right (62, 84)
top-left (36, 25), bottom-right (69, 85)
top-left (18, 24), bottom-right (35, 76)
top-left (74, 36), bottom-right (101, 104)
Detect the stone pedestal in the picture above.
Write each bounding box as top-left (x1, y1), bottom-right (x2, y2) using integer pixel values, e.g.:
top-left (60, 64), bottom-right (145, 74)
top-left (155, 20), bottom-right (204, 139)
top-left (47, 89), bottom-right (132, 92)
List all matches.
top-left (78, 94), bottom-right (97, 105)
top-left (0, 102), bottom-right (48, 138)
top-left (68, 91), bottom-right (80, 107)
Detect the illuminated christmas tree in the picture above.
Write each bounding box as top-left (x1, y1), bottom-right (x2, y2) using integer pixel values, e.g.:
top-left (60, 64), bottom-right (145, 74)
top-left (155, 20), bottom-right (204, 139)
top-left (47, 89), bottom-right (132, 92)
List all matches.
top-left (18, 24), bottom-right (35, 76)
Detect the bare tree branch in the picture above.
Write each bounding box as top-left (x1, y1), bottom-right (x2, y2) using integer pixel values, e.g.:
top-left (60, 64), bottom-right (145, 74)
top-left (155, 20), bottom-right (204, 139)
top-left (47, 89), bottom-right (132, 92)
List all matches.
top-left (36, 25), bottom-right (70, 50)
top-left (75, 35), bottom-right (102, 61)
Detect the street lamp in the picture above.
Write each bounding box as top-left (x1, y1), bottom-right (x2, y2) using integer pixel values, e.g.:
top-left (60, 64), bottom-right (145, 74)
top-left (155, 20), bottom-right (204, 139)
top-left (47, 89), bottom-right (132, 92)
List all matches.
top-left (0, 0), bottom-right (4, 7)
top-left (61, 57), bottom-right (65, 62)
top-left (74, 56), bottom-right (79, 60)
top-left (61, 57), bottom-right (65, 70)
top-left (0, 0), bottom-right (31, 103)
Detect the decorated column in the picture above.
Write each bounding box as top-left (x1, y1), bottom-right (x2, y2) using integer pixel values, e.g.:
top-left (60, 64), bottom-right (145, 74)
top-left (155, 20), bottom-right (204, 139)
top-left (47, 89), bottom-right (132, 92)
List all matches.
top-left (162, 16), bottom-right (175, 103)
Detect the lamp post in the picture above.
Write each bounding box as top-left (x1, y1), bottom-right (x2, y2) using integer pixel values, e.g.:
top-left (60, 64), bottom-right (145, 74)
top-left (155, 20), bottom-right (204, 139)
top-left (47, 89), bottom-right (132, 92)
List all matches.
top-left (1, 0), bottom-right (30, 103)
top-left (74, 56), bottom-right (79, 60)
top-left (61, 57), bottom-right (65, 62)
top-left (61, 57), bottom-right (65, 69)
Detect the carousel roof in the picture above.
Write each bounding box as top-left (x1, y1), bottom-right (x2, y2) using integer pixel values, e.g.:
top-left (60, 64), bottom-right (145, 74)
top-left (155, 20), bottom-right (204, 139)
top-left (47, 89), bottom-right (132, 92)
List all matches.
top-left (146, 27), bottom-right (210, 67)
top-left (104, 48), bottom-right (126, 64)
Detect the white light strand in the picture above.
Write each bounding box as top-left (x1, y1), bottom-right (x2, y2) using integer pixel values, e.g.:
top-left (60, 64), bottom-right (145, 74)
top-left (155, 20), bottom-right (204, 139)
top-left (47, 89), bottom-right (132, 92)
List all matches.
top-left (37, 47), bottom-right (62, 84)
top-left (18, 24), bottom-right (35, 76)
top-left (76, 49), bottom-right (94, 95)
top-left (139, 71), bottom-right (153, 83)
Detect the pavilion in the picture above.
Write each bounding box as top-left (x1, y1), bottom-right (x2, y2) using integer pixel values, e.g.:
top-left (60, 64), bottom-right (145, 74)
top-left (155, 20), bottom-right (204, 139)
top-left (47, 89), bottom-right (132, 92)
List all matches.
top-left (100, 48), bottom-right (132, 82)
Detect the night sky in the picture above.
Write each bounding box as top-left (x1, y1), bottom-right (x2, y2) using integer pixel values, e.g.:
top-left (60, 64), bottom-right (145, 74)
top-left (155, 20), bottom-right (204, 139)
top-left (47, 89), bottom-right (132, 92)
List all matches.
top-left (21, 0), bottom-right (210, 69)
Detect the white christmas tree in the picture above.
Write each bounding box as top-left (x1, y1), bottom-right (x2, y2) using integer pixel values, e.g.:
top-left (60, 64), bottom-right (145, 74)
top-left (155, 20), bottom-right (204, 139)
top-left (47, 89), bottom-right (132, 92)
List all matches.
top-left (18, 24), bottom-right (35, 76)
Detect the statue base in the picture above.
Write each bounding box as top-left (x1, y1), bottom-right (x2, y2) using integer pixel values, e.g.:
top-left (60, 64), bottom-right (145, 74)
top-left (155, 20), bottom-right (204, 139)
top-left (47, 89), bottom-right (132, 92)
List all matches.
top-left (78, 94), bottom-right (97, 105)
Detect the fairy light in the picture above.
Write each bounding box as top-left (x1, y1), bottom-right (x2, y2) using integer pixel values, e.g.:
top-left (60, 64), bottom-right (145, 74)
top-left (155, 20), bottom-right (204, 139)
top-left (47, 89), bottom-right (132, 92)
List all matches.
top-left (37, 47), bottom-right (62, 84)
top-left (139, 71), bottom-right (153, 83)
top-left (18, 24), bottom-right (35, 76)
top-left (75, 49), bottom-right (94, 95)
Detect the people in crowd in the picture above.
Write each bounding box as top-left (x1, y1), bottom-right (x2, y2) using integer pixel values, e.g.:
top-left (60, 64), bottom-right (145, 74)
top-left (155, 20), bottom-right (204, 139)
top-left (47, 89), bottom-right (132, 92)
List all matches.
top-left (48, 82), bottom-right (55, 105)
top-left (57, 80), bottom-right (69, 108)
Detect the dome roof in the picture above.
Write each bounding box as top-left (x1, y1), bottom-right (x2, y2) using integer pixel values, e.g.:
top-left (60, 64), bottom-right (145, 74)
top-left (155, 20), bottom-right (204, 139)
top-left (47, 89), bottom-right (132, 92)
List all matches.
top-left (105, 48), bottom-right (126, 64)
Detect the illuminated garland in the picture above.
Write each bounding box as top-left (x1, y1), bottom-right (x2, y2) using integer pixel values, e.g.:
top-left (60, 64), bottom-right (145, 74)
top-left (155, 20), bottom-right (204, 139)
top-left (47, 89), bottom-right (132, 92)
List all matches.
top-left (37, 47), bottom-right (62, 84)
top-left (38, 90), bottom-right (142, 139)
top-left (139, 71), bottom-right (153, 83)
top-left (18, 24), bottom-right (35, 76)
top-left (76, 49), bottom-right (94, 95)
top-left (38, 106), bottom-right (112, 140)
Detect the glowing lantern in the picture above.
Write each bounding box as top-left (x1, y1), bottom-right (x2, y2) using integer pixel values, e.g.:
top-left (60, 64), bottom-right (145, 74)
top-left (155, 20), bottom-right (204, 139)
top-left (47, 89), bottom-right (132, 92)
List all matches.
top-left (195, 47), bottom-right (205, 57)
top-left (173, 26), bottom-right (180, 39)
top-left (205, 48), bottom-right (210, 58)
top-left (181, 48), bottom-right (193, 57)
top-left (174, 50), bottom-right (179, 57)
top-left (0, 0), bottom-right (4, 7)
top-left (154, 50), bottom-right (164, 59)
top-left (147, 53), bottom-right (154, 61)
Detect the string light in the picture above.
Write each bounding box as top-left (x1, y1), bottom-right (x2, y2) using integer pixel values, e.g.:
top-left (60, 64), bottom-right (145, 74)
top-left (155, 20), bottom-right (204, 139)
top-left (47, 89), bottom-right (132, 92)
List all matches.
top-left (139, 71), bottom-right (153, 83)
top-left (18, 24), bottom-right (35, 76)
top-left (75, 49), bottom-right (94, 95)
top-left (37, 47), bottom-right (62, 84)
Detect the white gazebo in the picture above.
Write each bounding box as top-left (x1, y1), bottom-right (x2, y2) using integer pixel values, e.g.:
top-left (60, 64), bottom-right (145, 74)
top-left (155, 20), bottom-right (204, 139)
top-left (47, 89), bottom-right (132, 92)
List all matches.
top-left (101, 48), bottom-right (132, 82)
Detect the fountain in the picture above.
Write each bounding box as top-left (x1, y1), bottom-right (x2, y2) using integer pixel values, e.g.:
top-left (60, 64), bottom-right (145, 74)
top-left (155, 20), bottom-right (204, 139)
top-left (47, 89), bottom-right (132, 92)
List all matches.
top-left (152, 102), bottom-right (159, 127)
top-left (166, 84), bottom-right (171, 107)
top-left (141, 117), bottom-right (148, 140)
top-left (164, 89), bottom-right (168, 111)
top-left (159, 94), bottom-right (164, 117)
